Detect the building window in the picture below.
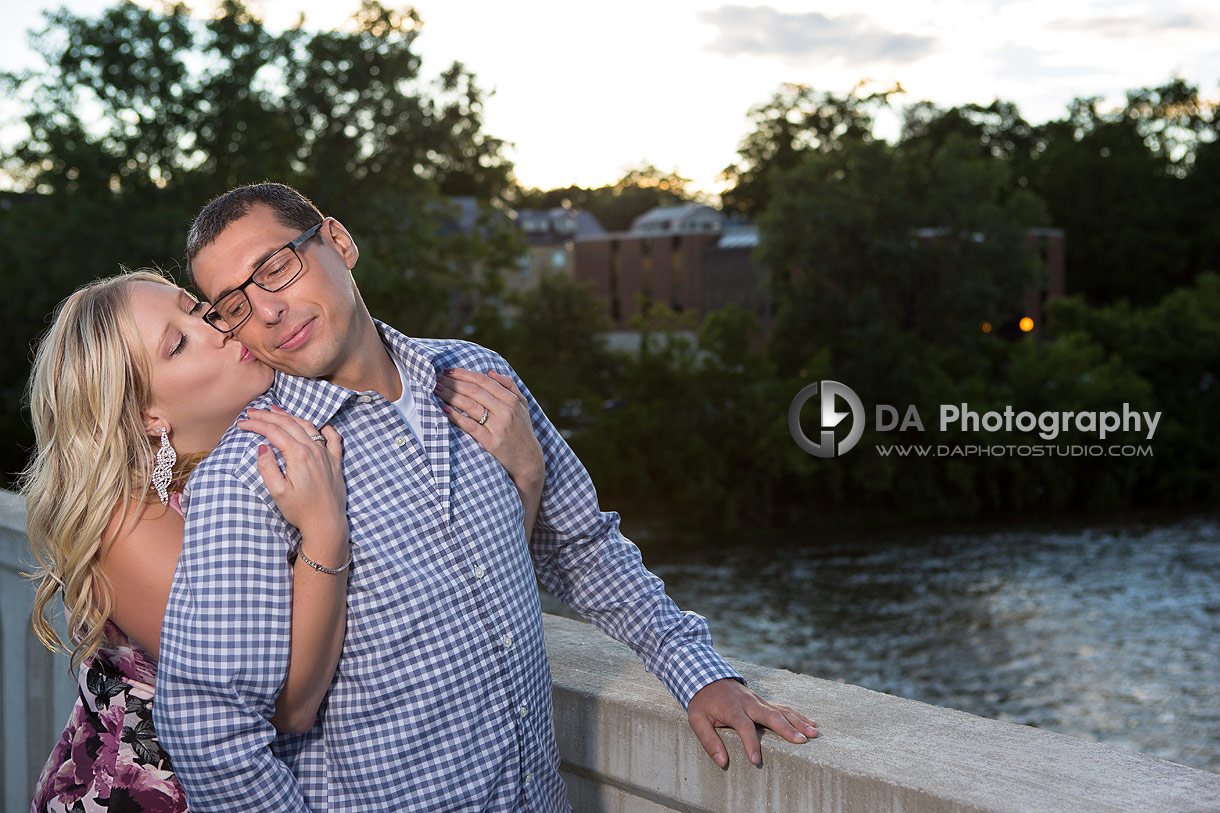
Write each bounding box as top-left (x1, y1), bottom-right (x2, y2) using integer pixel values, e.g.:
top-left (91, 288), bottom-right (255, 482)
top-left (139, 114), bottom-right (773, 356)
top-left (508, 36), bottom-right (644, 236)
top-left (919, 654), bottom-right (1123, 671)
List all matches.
top-left (609, 240), bottom-right (621, 323)
top-left (640, 238), bottom-right (653, 305)
top-left (670, 235), bottom-right (683, 311)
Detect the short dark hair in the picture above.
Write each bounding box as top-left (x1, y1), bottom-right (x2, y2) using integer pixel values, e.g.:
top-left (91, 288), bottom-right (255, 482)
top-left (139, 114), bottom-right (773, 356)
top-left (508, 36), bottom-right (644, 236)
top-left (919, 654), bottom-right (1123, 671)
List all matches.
top-left (185, 182), bottom-right (324, 290)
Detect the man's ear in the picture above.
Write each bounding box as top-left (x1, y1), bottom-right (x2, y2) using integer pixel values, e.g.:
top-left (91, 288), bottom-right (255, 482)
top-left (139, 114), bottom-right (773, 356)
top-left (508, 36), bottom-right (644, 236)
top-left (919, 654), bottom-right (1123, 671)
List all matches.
top-left (323, 217), bottom-right (359, 270)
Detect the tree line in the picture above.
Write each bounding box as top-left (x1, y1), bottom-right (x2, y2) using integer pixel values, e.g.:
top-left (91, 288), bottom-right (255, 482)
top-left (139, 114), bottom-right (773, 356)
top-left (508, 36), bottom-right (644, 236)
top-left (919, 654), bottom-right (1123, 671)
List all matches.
top-left (2, 1), bottom-right (1217, 537)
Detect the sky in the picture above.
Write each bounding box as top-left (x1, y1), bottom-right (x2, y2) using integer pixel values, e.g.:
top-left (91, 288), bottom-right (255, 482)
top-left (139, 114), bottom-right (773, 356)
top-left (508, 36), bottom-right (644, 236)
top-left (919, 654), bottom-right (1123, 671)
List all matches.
top-left (3, 0), bottom-right (1219, 195)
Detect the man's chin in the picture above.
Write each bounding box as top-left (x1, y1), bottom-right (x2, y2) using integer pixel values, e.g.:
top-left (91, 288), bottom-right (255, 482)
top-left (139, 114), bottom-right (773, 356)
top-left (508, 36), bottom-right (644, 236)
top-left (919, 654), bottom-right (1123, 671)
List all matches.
top-left (266, 354), bottom-right (331, 381)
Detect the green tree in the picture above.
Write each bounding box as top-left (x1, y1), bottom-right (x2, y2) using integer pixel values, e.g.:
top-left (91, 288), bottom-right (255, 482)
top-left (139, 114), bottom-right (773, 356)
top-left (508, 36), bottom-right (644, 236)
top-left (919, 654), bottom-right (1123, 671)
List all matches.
top-left (898, 82), bottom-right (1219, 305)
top-left (485, 273), bottom-right (617, 414)
top-left (1045, 273), bottom-right (1220, 503)
top-left (901, 100), bottom-right (1040, 165)
top-left (759, 135), bottom-right (1045, 378)
top-left (1025, 96), bottom-right (1189, 304)
top-left (754, 132), bottom-right (1050, 518)
top-left (0, 0), bottom-right (517, 485)
top-left (1180, 110), bottom-right (1220, 278)
top-left (720, 82), bottom-right (897, 217)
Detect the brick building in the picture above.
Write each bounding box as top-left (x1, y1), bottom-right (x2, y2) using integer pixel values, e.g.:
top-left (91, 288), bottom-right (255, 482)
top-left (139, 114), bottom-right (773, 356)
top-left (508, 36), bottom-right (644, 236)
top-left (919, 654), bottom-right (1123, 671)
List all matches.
top-left (573, 204), bottom-right (1064, 338)
top-left (510, 207), bottom-right (606, 294)
top-left (573, 205), bottom-right (769, 329)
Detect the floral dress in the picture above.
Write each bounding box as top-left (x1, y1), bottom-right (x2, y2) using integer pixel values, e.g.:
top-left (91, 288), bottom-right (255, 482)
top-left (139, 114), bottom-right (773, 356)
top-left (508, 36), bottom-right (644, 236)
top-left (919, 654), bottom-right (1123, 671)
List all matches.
top-left (31, 495), bottom-right (189, 812)
top-left (30, 621), bottom-right (188, 813)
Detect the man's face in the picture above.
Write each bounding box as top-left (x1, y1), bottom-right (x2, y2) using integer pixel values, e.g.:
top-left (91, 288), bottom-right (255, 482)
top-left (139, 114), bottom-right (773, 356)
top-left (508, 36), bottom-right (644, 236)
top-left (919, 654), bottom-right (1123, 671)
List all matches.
top-left (192, 204), bottom-right (362, 380)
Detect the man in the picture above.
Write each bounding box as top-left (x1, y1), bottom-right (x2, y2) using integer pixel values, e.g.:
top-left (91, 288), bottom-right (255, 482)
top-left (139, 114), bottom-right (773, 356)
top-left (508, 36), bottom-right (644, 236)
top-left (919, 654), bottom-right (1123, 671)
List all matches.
top-left (154, 183), bottom-right (817, 811)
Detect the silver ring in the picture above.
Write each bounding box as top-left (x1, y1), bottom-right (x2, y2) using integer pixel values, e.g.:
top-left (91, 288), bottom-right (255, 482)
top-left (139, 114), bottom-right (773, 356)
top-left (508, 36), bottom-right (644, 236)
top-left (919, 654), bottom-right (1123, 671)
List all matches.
top-left (477, 407), bottom-right (489, 425)
top-left (310, 433), bottom-right (327, 444)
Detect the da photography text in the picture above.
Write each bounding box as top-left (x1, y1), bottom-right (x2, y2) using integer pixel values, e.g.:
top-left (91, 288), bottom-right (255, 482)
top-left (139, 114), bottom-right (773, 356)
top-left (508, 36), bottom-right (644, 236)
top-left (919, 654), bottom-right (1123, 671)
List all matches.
top-left (789, 380), bottom-right (1162, 459)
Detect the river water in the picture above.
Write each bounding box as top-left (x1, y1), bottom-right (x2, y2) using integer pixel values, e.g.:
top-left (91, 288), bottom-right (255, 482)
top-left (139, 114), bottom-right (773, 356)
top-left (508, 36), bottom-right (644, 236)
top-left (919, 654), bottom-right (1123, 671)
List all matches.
top-left (555, 514), bottom-right (1220, 774)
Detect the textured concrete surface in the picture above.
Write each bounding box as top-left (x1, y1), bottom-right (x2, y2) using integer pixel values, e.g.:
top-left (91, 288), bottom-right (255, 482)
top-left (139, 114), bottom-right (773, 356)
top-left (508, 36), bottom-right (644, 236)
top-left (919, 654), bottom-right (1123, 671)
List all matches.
top-left (7, 486), bottom-right (1220, 812)
top-left (544, 613), bottom-right (1220, 813)
top-left (2, 489), bottom-right (78, 812)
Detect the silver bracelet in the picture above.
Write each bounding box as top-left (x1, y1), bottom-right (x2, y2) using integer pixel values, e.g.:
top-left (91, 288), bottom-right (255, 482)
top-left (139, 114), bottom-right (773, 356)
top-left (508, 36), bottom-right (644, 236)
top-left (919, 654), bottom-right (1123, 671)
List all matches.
top-left (297, 546), bottom-right (352, 574)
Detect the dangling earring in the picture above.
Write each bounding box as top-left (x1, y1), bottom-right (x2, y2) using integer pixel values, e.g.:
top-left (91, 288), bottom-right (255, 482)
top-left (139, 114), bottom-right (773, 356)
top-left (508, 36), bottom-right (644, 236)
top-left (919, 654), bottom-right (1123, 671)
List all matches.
top-left (151, 427), bottom-right (177, 505)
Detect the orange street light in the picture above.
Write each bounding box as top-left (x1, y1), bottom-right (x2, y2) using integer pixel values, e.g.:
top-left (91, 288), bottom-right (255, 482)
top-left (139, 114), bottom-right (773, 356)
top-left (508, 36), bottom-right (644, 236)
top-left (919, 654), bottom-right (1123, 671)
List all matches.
top-left (1019, 317), bottom-right (1035, 332)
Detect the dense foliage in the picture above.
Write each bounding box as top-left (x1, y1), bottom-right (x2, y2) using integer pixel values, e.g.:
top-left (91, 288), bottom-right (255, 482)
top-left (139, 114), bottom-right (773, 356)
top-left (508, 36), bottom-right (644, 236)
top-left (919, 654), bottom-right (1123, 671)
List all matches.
top-left (562, 81), bottom-right (1220, 534)
top-left (1, 0), bottom-right (519, 481)
top-left (2, 2), bottom-right (1217, 534)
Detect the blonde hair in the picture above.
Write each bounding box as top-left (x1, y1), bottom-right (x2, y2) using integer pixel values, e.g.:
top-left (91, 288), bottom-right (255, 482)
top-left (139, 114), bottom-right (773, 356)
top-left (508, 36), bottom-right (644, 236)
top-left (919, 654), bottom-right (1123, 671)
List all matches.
top-left (21, 270), bottom-right (203, 670)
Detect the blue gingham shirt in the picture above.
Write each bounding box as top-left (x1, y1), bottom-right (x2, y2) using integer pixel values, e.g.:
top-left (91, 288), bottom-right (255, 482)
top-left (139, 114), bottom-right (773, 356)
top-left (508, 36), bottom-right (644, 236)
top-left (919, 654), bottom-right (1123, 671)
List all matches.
top-left (154, 322), bottom-right (740, 812)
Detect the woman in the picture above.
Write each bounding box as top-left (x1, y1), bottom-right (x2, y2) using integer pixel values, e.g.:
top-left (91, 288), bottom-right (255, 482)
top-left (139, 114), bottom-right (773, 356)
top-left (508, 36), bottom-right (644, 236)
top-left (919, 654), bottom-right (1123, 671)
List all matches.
top-left (23, 270), bottom-right (544, 812)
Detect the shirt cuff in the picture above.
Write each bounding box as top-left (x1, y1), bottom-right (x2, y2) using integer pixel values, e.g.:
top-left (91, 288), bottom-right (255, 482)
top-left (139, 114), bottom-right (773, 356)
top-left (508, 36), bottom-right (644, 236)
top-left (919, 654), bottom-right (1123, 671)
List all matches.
top-left (657, 641), bottom-right (745, 709)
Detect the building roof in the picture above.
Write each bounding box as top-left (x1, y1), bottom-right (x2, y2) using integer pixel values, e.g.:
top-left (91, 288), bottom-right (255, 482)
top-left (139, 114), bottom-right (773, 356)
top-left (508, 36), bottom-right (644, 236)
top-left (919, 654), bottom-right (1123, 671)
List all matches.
top-left (629, 204), bottom-right (726, 234)
top-left (717, 225), bottom-right (759, 250)
top-left (515, 207), bottom-right (606, 244)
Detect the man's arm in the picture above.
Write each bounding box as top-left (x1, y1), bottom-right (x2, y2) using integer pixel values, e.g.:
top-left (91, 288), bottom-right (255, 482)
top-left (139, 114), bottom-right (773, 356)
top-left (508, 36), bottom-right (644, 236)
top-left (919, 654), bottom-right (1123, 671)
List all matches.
top-left (490, 357), bottom-right (818, 766)
top-left (153, 461), bottom-right (311, 811)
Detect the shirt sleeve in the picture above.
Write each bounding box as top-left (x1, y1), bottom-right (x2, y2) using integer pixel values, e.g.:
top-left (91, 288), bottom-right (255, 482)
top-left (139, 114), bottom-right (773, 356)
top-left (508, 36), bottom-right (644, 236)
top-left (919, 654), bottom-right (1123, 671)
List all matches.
top-left (494, 355), bottom-right (743, 708)
top-left (152, 461), bottom-right (309, 812)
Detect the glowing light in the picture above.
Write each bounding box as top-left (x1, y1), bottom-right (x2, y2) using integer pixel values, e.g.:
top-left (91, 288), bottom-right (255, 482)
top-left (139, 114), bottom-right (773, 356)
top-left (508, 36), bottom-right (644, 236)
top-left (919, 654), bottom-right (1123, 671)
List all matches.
top-left (980, 321), bottom-right (992, 333)
top-left (1019, 317), bottom-right (1035, 332)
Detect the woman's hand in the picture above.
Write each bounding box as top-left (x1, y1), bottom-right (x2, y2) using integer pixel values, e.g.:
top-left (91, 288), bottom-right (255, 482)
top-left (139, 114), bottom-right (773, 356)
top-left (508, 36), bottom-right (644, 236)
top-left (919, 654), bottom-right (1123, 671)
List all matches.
top-left (237, 406), bottom-right (347, 553)
top-left (435, 368), bottom-right (545, 535)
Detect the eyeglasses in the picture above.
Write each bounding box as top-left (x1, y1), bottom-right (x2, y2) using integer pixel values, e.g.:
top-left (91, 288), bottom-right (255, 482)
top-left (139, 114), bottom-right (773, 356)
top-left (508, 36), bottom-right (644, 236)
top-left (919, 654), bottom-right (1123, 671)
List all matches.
top-left (203, 222), bottom-right (324, 333)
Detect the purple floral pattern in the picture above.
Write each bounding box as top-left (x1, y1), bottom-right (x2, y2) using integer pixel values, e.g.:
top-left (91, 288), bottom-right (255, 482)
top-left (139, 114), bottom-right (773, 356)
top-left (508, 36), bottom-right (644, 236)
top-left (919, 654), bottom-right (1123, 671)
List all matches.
top-left (31, 626), bottom-right (188, 811)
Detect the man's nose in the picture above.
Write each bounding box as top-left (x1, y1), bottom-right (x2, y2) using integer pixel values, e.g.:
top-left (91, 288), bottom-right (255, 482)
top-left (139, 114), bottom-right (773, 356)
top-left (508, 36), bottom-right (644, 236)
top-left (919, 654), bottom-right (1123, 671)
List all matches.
top-left (246, 285), bottom-right (287, 325)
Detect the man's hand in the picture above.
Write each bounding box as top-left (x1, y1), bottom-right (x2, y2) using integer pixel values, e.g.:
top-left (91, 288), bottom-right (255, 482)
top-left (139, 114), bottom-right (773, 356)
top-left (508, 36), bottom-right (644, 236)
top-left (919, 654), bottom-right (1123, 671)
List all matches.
top-left (687, 678), bottom-right (819, 768)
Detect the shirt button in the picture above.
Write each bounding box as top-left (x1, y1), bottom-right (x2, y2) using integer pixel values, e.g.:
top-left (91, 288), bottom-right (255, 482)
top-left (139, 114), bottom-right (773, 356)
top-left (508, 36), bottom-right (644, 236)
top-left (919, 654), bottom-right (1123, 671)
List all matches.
top-left (501, 633), bottom-right (513, 649)
top-left (525, 772), bottom-right (532, 784)
top-left (473, 565), bottom-right (485, 579)
top-left (519, 704), bottom-right (529, 717)
top-left (394, 435), bottom-right (409, 448)
top-left (357, 394), bottom-right (373, 404)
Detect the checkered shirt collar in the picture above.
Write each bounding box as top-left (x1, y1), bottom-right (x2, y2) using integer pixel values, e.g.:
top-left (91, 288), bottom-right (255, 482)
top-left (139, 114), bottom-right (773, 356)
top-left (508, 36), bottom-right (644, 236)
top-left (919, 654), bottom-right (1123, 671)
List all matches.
top-left (269, 319), bottom-right (439, 427)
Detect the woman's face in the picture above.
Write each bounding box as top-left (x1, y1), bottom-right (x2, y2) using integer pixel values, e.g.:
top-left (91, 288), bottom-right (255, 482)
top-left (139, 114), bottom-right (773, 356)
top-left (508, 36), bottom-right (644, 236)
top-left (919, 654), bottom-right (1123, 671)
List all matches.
top-left (127, 281), bottom-right (273, 454)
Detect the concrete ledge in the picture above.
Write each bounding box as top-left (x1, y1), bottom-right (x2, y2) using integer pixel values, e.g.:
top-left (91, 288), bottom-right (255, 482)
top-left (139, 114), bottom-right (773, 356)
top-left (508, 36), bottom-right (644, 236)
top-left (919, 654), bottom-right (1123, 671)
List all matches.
top-left (7, 483), bottom-right (1220, 812)
top-left (1, 489), bottom-right (79, 812)
top-left (543, 613), bottom-right (1220, 812)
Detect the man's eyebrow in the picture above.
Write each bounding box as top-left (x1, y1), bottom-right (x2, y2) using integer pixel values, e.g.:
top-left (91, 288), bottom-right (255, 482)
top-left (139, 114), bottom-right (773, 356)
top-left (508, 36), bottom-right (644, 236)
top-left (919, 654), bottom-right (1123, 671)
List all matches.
top-left (213, 242), bottom-right (283, 301)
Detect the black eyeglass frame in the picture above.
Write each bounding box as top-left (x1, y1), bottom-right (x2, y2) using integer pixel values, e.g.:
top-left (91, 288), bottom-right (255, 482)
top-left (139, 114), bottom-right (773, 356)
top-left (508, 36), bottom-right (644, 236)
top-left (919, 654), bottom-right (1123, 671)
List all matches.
top-left (202, 221), bottom-right (324, 333)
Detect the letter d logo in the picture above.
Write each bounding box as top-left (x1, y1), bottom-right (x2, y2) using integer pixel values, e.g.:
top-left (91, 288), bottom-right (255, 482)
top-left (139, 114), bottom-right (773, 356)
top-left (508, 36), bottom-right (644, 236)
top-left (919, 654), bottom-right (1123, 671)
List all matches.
top-left (789, 380), bottom-right (865, 458)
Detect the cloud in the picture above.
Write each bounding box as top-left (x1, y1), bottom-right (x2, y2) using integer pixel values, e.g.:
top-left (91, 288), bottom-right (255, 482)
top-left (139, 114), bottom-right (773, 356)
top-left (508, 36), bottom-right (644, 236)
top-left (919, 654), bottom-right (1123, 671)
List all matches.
top-left (698, 5), bottom-right (939, 64)
top-left (1046, 13), bottom-right (1207, 39)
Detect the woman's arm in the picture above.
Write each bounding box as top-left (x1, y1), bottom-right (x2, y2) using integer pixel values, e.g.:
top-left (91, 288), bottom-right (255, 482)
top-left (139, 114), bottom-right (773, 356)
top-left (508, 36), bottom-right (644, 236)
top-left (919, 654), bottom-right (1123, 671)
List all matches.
top-left (435, 368), bottom-right (545, 537)
top-left (237, 407), bottom-right (348, 734)
top-left (273, 523), bottom-right (348, 733)
top-left (103, 409), bottom-right (348, 735)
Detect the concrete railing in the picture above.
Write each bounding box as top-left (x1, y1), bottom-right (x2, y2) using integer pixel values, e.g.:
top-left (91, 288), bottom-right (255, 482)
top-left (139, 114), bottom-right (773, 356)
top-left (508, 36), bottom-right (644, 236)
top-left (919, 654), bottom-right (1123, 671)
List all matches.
top-left (4, 488), bottom-right (1220, 811)
top-left (545, 614), bottom-right (1220, 811)
top-left (1, 489), bottom-right (78, 812)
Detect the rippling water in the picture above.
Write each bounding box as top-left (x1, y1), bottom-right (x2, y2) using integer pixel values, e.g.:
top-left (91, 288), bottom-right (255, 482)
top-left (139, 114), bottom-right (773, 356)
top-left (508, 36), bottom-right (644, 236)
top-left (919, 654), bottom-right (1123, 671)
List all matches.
top-left (550, 515), bottom-right (1220, 773)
